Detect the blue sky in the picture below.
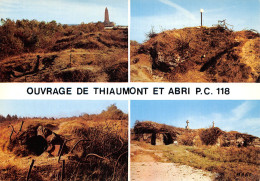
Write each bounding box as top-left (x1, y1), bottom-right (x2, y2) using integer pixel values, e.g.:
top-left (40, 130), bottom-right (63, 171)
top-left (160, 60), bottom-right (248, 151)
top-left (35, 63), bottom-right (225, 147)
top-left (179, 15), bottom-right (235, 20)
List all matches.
top-left (0, 0), bottom-right (128, 25)
top-left (131, 0), bottom-right (260, 42)
top-left (0, 100), bottom-right (128, 118)
top-left (131, 100), bottom-right (260, 137)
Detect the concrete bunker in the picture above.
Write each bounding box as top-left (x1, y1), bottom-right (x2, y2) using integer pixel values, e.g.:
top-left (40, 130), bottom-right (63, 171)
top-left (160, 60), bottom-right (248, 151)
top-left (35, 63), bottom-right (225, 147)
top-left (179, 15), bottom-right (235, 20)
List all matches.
top-left (9, 125), bottom-right (67, 157)
top-left (25, 135), bottom-right (48, 155)
top-left (151, 132), bottom-right (174, 145)
top-left (133, 121), bottom-right (180, 146)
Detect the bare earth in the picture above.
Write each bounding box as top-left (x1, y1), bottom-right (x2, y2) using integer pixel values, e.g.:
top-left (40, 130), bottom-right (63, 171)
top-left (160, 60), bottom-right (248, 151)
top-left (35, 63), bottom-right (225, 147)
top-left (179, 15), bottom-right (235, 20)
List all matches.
top-left (131, 144), bottom-right (215, 181)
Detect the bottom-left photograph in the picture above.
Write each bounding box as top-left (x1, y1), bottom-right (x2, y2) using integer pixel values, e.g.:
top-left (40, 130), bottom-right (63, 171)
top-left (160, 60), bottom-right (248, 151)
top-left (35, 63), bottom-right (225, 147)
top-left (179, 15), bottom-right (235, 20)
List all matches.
top-left (0, 100), bottom-right (128, 181)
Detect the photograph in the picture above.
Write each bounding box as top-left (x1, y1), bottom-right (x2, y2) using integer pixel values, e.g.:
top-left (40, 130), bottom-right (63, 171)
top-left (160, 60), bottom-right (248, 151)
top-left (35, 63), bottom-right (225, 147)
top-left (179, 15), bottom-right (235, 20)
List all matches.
top-left (0, 0), bottom-right (128, 82)
top-left (131, 100), bottom-right (260, 180)
top-left (0, 100), bottom-right (128, 180)
top-left (131, 0), bottom-right (260, 82)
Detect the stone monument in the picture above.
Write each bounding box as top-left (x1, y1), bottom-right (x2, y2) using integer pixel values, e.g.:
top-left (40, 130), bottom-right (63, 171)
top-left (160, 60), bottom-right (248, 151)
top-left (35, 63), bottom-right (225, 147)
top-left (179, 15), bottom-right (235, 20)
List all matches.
top-left (185, 120), bottom-right (190, 129)
top-left (104, 7), bottom-right (115, 27)
top-left (104, 7), bottom-right (110, 24)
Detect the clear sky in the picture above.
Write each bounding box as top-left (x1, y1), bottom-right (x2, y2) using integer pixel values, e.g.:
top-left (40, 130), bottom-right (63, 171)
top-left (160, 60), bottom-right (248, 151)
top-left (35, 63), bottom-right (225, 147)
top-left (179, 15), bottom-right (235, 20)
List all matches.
top-left (131, 0), bottom-right (260, 42)
top-left (131, 100), bottom-right (260, 137)
top-left (0, 0), bottom-right (128, 25)
top-left (0, 100), bottom-right (128, 118)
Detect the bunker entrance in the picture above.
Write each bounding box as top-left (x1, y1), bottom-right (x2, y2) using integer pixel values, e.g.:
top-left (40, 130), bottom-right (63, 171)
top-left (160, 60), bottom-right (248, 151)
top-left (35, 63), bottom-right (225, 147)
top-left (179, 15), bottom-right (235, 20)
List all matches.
top-left (151, 133), bottom-right (156, 145)
top-left (151, 133), bottom-right (174, 145)
top-left (163, 133), bottom-right (173, 145)
top-left (25, 135), bottom-right (47, 156)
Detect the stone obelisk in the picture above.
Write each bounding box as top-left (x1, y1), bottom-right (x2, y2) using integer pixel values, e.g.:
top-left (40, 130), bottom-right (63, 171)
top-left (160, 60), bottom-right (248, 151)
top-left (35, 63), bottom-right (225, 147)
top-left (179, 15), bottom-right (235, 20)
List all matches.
top-left (104, 7), bottom-right (110, 24)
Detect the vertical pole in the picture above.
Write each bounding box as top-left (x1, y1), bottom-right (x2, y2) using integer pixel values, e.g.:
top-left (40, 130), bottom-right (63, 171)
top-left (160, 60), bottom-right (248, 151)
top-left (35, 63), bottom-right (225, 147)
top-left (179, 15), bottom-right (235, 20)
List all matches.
top-left (19, 121), bottom-right (24, 132)
top-left (58, 140), bottom-right (67, 163)
top-left (26, 159), bottom-right (35, 181)
top-left (201, 12), bottom-right (203, 26)
top-left (61, 160), bottom-right (65, 181)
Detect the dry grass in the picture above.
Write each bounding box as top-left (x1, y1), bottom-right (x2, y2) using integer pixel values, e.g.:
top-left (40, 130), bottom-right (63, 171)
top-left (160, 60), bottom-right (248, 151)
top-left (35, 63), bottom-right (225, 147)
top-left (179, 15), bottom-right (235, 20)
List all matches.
top-left (177, 131), bottom-right (196, 146)
top-left (132, 141), bottom-right (260, 181)
top-left (0, 105), bottom-right (128, 180)
top-left (0, 19), bottom-right (128, 82)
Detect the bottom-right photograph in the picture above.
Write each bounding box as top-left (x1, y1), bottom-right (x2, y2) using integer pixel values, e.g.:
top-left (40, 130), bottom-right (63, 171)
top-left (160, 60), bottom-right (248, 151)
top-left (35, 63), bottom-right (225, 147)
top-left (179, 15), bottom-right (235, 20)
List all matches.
top-left (130, 100), bottom-right (260, 181)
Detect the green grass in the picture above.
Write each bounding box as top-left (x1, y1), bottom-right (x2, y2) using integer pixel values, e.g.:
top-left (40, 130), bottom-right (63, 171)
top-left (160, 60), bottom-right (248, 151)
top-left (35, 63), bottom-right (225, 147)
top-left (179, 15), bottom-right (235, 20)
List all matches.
top-left (160, 145), bottom-right (259, 180)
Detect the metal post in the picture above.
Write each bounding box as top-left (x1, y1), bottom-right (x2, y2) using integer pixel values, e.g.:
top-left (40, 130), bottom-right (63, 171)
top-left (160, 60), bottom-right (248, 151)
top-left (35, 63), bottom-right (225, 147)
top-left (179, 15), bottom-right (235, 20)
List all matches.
top-left (200, 9), bottom-right (204, 27)
top-left (201, 12), bottom-right (202, 26)
top-left (26, 159), bottom-right (35, 181)
top-left (61, 160), bottom-right (65, 181)
top-left (19, 121), bottom-right (24, 132)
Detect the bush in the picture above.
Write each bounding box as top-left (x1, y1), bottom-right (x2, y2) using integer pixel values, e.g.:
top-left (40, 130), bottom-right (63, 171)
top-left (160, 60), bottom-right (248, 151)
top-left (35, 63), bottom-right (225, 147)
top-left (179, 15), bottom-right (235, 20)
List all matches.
top-left (99, 104), bottom-right (128, 120)
top-left (200, 127), bottom-right (222, 145)
top-left (0, 19), bottom-right (105, 60)
top-left (145, 26), bottom-right (157, 40)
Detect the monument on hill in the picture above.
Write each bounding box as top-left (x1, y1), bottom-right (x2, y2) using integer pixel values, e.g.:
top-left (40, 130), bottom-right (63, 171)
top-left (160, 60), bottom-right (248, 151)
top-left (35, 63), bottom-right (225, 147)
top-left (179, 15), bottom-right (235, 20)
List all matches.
top-left (104, 7), bottom-right (115, 27)
top-left (185, 120), bottom-right (190, 129)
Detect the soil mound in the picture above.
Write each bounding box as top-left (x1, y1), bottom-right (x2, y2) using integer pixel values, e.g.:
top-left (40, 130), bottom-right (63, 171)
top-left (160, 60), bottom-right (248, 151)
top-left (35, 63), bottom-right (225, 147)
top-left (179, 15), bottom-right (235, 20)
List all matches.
top-left (131, 27), bottom-right (260, 82)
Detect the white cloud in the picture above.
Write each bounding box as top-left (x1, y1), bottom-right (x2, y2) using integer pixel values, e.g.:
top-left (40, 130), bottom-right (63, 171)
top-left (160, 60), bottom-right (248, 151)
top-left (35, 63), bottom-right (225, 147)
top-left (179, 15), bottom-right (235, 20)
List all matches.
top-left (231, 101), bottom-right (255, 121)
top-left (159, 0), bottom-right (195, 20)
top-left (181, 101), bottom-right (260, 137)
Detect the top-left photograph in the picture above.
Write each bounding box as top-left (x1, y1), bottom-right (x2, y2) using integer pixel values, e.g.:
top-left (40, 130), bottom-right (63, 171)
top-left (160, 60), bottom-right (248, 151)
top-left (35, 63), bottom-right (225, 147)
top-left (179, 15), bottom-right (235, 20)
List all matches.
top-left (0, 0), bottom-right (128, 82)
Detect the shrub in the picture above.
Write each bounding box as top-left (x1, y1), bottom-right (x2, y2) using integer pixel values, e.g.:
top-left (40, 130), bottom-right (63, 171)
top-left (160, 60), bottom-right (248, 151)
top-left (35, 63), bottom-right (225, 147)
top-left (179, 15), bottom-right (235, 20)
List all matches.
top-left (200, 127), bottom-right (222, 145)
top-left (145, 26), bottom-right (157, 40)
top-left (99, 104), bottom-right (128, 120)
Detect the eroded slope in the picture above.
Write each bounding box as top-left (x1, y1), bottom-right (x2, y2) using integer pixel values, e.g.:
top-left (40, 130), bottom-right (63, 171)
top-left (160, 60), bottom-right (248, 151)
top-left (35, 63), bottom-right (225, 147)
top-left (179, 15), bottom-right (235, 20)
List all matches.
top-left (131, 27), bottom-right (259, 82)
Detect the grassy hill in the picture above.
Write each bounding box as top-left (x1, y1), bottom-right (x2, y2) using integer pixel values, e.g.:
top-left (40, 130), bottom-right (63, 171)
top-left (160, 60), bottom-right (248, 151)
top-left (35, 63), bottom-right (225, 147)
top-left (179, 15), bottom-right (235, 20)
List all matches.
top-left (131, 26), bottom-right (260, 82)
top-left (0, 105), bottom-right (128, 180)
top-left (0, 19), bottom-right (128, 82)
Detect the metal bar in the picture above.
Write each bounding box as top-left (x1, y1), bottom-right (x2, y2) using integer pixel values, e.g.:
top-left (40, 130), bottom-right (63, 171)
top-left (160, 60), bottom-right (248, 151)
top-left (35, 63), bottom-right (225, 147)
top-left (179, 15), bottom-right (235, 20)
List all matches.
top-left (26, 159), bottom-right (35, 181)
top-left (61, 160), bottom-right (65, 181)
top-left (201, 12), bottom-right (203, 26)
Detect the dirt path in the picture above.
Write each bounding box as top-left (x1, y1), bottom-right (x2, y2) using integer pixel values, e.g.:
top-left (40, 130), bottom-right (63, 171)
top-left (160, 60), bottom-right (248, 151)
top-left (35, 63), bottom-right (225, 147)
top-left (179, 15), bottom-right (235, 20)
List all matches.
top-left (131, 143), bottom-right (215, 181)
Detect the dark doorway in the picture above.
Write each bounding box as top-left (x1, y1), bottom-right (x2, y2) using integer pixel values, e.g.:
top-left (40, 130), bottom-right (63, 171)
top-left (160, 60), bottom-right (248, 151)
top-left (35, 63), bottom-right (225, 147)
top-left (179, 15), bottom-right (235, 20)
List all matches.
top-left (26, 135), bottom-right (48, 155)
top-left (163, 133), bottom-right (173, 145)
top-left (151, 133), bottom-right (156, 145)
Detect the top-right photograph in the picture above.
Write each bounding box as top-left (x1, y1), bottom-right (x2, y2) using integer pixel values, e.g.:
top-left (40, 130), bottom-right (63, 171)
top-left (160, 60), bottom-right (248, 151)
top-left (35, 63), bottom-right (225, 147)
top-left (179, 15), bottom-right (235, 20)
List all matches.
top-left (130, 0), bottom-right (260, 82)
